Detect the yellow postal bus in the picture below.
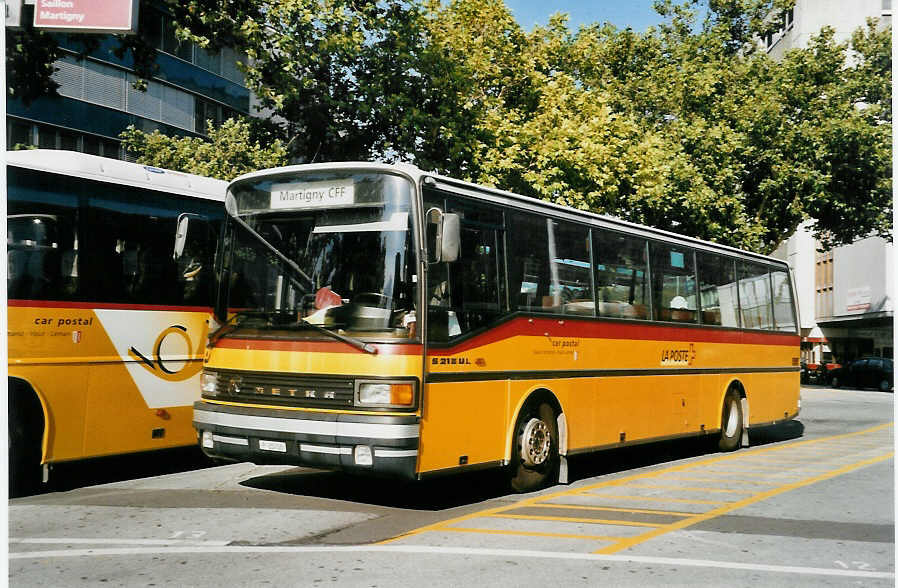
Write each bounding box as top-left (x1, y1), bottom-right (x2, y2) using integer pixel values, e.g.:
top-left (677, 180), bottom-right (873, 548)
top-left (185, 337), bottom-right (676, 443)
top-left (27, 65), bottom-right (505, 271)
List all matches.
top-left (190, 163), bottom-right (800, 492)
top-left (7, 150), bottom-right (226, 495)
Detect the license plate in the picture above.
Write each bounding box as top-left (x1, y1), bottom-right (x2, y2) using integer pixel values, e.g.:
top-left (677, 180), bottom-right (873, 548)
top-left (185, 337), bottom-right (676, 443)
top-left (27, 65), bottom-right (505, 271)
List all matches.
top-left (258, 439), bottom-right (287, 453)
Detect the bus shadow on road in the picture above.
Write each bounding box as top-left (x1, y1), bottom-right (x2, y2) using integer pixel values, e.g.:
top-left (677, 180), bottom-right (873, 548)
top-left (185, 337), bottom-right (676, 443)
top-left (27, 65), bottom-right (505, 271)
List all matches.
top-left (39, 447), bottom-right (214, 496)
top-left (746, 419), bottom-right (806, 447)
top-left (240, 467), bottom-right (512, 510)
top-left (240, 421), bottom-right (805, 510)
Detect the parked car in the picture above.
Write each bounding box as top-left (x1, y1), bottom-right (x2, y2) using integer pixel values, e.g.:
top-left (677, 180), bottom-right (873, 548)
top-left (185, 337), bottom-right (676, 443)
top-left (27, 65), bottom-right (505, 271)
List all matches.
top-left (827, 357), bottom-right (893, 391)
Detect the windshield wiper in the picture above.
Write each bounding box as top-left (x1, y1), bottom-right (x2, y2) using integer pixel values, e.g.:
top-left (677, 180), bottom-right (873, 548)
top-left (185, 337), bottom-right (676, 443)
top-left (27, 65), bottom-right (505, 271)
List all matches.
top-left (286, 319), bottom-right (378, 355)
top-left (229, 212), bottom-right (315, 291)
top-left (208, 310), bottom-right (268, 347)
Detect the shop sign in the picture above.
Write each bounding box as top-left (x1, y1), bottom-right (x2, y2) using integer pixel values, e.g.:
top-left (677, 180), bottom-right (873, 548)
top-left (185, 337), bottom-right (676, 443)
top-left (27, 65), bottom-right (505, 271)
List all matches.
top-left (33, 0), bottom-right (138, 34)
top-left (845, 286), bottom-right (872, 312)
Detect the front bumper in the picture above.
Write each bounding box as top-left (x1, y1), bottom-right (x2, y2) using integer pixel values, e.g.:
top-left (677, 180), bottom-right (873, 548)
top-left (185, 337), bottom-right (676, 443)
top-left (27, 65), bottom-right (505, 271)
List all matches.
top-left (193, 401), bottom-right (419, 479)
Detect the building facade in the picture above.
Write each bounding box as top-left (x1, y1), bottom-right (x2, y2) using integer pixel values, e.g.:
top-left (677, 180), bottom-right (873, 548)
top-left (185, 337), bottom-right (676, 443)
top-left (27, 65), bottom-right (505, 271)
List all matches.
top-left (776, 223), bottom-right (893, 365)
top-left (7, 0), bottom-right (251, 160)
top-left (764, 0), bottom-right (891, 59)
top-left (768, 0), bottom-right (893, 365)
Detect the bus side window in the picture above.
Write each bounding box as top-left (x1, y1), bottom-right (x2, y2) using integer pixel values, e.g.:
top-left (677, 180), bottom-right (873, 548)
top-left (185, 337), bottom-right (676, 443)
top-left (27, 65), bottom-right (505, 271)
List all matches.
top-left (738, 261), bottom-right (774, 330)
top-left (423, 192), bottom-right (454, 343)
top-left (592, 229), bottom-right (650, 320)
top-left (176, 217), bottom-right (215, 306)
top-left (649, 242), bottom-right (697, 323)
top-left (549, 220), bottom-right (593, 316)
top-left (770, 268), bottom-right (797, 332)
top-left (446, 199), bottom-right (504, 336)
top-left (7, 168), bottom-right (85, 302)
top-left (86, 187), bottom-right (201, 306)
top-left (424, 191), bottom-right (505, 342)
top-left (696, 253), bottom-right (739, 327)
top-left (507, 211), bottom-right (550, 312)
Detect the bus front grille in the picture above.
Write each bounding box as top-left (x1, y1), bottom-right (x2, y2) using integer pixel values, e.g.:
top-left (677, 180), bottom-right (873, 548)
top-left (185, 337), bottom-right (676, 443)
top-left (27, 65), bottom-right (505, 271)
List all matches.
top-left (208, 369), bottom-right (355, 409)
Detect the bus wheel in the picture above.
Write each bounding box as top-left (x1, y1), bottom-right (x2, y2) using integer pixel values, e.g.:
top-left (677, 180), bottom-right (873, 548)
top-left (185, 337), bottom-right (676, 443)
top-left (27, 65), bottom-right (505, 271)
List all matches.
top-left (510, 401), bottom-right (559, 493)
top-left (879, 379), bottom-right (892, 392)
top-left (718, 390), bottom-right (743, 452)
top-left (9, 386), bottom-right (44, 498)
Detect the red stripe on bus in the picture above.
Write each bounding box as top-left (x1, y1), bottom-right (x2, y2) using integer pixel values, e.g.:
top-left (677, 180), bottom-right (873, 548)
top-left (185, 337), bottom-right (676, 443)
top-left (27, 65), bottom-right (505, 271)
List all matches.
top-left (7, 299), bottom-right (214, 313)
top-left (428, 316), bottom-right (799, 355)
top-left (214, 338), bottom-right (424, 356)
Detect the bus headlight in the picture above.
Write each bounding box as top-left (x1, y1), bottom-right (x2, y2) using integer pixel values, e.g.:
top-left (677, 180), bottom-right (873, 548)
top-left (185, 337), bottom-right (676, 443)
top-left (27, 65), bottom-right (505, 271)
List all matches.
top-left (356, 381), bottom-right (415, 408)
top-left (201, 371), bottom-right (219, 396)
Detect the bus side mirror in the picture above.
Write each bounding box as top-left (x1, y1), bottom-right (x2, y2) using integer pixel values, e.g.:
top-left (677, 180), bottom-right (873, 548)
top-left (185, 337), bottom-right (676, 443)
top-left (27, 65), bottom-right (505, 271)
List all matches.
top-left (174, 213), bottom-right (203, 260)
top-left (441, 213), bottom-right (460, 262)
top-left (426, 208), bottom-right (460, 264)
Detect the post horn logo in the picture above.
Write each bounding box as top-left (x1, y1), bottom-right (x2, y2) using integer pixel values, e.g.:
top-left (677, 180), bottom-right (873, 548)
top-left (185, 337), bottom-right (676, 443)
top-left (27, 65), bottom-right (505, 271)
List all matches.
top-left (128, 325), bottom-right (204, 382)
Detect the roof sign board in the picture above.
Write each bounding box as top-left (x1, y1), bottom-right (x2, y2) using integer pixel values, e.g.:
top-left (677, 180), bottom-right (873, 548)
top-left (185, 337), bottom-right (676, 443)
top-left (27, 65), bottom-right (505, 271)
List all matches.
top-left (33, 0), bottom-right (139, 34)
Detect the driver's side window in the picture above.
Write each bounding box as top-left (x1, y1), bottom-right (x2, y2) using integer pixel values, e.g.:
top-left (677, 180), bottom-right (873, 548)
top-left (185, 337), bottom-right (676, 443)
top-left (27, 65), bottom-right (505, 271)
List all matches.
top-left (424, 190), bottom-right (506, 344)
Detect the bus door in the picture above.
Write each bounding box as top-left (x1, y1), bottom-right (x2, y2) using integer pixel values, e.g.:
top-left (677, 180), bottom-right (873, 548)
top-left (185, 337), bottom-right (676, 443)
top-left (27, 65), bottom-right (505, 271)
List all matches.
top-left (421, 192), bottom-right (509, 471)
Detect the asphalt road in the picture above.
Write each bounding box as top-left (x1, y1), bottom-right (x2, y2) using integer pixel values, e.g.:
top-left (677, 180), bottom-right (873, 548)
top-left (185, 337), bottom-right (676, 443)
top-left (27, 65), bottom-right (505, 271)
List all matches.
top-left (8, 386), bottom-right (894, 587)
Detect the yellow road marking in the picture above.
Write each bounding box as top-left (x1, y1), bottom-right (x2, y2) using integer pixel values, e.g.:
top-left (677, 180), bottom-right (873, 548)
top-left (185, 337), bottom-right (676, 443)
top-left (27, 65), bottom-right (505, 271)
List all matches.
top-left (658, 475), bottom-right (780, 486)
top-left (690, 463), bottom-right (806, 472)
top-left (378, 423), bottom-right (893, 547)
top-left (741, 455), bottom-right (861, 462)
top-left (581, 494), bottom-right (728, 505)
top-left (695, 463), bottom-right (833, 473)
top-left (795, 446), bottom-right (876, 460)
top-left (491, 513), bottom-right (661, 528)
top-left (594, 451), bottom-right (894, 555)
top-left (532, 503), bottom-right (695, 517)
top-left (685, 470), bottom-right (802, 479)
top-left (442, 527), bottom-right (622, 542)
top-left (621, 483), bottom-right (754, 495)
top-left (735, 458), bottom-right (833, 466)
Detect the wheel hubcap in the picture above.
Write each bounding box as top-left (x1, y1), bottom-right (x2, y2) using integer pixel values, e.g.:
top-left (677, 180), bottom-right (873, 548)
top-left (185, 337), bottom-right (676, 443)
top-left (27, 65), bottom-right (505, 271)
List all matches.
top-left (521, 418), bottom-right (551, 467)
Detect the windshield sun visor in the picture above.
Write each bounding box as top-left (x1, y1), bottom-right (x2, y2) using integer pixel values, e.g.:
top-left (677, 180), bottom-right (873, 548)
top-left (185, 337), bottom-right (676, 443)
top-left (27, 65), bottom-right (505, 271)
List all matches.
top-left (312, 212), bottom-right (409, 234)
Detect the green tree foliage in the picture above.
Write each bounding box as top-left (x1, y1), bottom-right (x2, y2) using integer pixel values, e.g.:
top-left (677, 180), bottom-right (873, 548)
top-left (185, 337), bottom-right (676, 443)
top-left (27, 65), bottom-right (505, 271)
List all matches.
top-left (165, 0), bottom-right (442, 163)
top-left (120, 118), bottom-right (288, 180)
top-left (421, 0), bottom-right (890, 251)
top-left (9, 0), bottom-right (891, 252)
top-left (6, 27), bottom-right (63, 104)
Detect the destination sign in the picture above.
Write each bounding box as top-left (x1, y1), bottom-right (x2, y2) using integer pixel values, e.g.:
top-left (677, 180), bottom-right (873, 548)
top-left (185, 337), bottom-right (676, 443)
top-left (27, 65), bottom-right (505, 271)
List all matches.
top-left (270, 180), bottom-right (355, 210)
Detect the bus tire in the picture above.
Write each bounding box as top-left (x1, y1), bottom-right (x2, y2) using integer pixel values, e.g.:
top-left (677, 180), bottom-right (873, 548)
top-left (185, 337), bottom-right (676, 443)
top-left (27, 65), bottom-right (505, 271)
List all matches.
top-left (9, 383), bottom-right (44, 498)
top-left (718, 389), bottom-right (743, 452)
top-left (879, 379), bottom-right (891, 392)
top-left (509, 401), bottom-right (559, 493)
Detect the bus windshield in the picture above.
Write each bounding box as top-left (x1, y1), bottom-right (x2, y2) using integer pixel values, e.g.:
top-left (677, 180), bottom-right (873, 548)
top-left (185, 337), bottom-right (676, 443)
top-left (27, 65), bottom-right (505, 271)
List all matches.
top-left (223, 171), bottom-right (418, 340)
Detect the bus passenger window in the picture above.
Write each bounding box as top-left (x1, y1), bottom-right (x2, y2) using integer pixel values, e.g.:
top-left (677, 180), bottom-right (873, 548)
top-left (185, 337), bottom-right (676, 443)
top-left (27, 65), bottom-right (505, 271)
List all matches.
top-left (549, 220), bottom-right (594, 316)
top-left (592, 229), bottom-right (649, 320)
top-left (7, 213), bottom-right (79, 301)
top-left (738, 261), bottom-right (774, 330)
top-left (770, 269), bottom-right (797, 332)
top-left (507, 211), bottom-right (550, 313)
top-left (650, 243), bottom-right (697, 323)
top-left (696, 253), bottom-right (738, 327)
